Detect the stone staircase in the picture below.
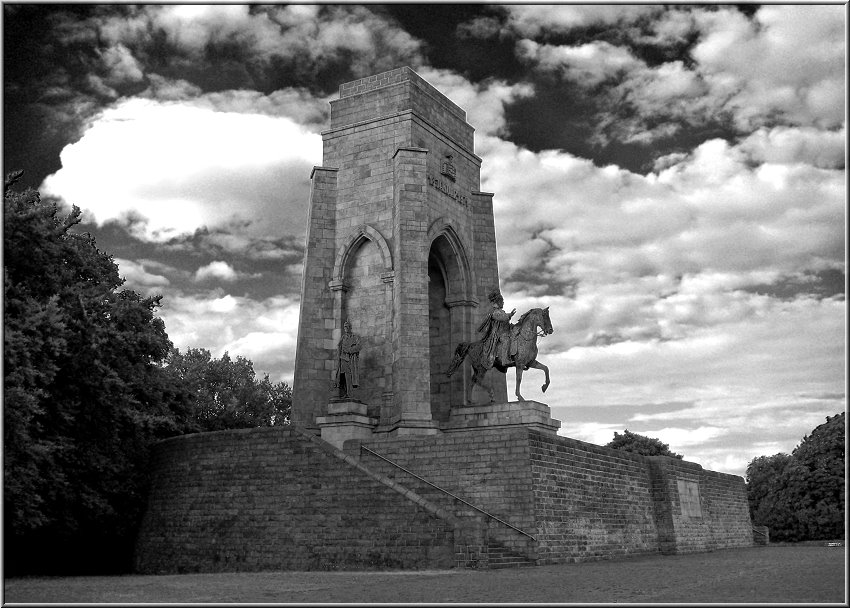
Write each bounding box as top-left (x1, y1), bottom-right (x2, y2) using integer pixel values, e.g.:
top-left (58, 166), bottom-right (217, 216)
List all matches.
top-left (352, 442), bottom-right (539, 569)
top-left (487, 539), bottom-right (537, 569)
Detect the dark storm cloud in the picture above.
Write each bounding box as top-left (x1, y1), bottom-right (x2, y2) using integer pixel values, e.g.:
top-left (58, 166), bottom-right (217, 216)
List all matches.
top-left (742, 269), bottom-right (846, 301)
top-left (82, 217), bottom-right (305, 301)
top-left (160, 227), bottom-right (304, 265)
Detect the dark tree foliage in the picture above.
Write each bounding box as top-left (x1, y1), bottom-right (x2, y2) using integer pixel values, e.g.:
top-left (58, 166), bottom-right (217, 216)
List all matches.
top-left (606, 429), bottom-right (684, 459)
top-left (790, 412), bottom-right (845, 539)
top-left (165, 347), bottom-right (291, 431)
top-left (748, 413), bottom-right (845, 541)
top-left (746, 453), bottom-right (800, 541)
top-left (3, 173), bottom-right (195, 575)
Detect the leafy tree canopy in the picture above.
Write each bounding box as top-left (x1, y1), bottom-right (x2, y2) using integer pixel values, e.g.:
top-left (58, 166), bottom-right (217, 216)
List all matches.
top-left (606, 429), bottom-right (684, 459)
top-left (747, 413), bottom-right (844, 542)
top-left (4, 172), bottom-right (195, 574)
top-left (166, 347), bottom-right (291, 432)
top-left (4, 173), bottom-right (295, 575)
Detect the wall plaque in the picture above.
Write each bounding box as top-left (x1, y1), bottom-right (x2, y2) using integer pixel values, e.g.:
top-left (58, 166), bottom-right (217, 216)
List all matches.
top-left (677, 480), bottom-right (703, 518)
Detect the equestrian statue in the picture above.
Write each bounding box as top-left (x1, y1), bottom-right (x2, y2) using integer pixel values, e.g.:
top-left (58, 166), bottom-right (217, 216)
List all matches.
top-left (446, 289), bottom-right (553, 404)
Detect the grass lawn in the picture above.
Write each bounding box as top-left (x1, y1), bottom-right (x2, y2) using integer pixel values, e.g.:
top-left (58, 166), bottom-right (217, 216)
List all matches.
top-left (4, 544), bottom-right (845, 604)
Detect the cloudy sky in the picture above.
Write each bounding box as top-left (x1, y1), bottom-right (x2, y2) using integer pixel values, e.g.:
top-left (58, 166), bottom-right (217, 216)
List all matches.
top-left (4, 4), bottom-right (845, 478)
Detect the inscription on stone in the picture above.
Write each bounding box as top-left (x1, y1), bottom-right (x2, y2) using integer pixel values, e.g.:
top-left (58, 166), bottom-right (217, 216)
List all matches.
top-left (427, 174), bottom-right (469, 207)
top-left (677, 480), bottom-right (703, 518)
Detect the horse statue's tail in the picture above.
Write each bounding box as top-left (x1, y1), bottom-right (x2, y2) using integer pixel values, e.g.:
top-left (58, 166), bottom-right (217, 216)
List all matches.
top-left (446, 342), bottom-right (472, 377)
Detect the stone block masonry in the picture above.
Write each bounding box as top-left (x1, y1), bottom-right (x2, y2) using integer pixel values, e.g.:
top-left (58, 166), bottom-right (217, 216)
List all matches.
top-left (292, 66), bottom-right (507, 434)
top-left (134, 427), bottom-right (458, 573)
top-left (351, 427), bottom-right (753, 565)
top-left (135, 424), bottom-right (755, 573)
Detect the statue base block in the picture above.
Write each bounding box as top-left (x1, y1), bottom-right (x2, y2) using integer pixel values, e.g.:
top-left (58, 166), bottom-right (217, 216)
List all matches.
top-left (443, 400), bottom-right (561, 435)
top-left (317, 400), bottom-right (377, 449)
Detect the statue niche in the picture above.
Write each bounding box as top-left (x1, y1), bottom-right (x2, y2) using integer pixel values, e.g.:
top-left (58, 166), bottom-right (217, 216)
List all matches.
top-left (337, 228), bottom-right (392, 415)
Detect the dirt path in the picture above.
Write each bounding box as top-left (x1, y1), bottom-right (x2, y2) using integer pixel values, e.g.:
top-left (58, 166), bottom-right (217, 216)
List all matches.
top-left (4, 545), bottom-right (845, 604)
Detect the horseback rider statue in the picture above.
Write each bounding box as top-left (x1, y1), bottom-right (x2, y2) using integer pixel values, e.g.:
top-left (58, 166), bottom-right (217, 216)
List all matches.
top-left (448, 288), bottom-right (553, 403)
top-left (478, 289), bottom-right (517, 370)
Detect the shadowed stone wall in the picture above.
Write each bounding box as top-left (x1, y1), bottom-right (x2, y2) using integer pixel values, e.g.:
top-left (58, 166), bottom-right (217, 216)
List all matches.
top-left (135, 425), bottom-right (754, 573)
top-left (134, 427), bottom-right (456, 574)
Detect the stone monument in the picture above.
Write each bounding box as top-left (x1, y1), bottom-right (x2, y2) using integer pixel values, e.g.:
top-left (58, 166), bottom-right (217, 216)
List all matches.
top-left (292, 66), bottom-right (526, 440)
top-left (134, 68), bottom-right (757, 574)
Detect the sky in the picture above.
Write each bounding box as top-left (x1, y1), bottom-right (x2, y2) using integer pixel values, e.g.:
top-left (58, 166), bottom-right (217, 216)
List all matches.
top-left (3, 4), bottom-right (846, 478)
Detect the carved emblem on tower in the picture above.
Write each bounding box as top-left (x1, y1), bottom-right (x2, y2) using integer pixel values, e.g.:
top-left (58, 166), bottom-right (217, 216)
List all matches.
top-left (441, 153), bottom-right (457, 182)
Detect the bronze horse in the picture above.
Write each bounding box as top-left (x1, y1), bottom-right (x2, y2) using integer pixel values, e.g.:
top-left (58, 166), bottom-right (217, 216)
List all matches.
top-left (446, 307), bottom-right (553, 404)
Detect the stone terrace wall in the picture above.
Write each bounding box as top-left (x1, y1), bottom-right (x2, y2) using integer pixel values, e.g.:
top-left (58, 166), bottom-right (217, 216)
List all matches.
top-left (355, 429), bottom-right (537, 553)
top-left (135, 425), bottom-right (754, 573)
top-left (134, 427), bottom-right (456, 574)
top-left (528, 431), bottom-right (661, 564)
top-left (647, 456), bottom-right (753, 554)
top-left (357, 429), bottom-right (536, 529)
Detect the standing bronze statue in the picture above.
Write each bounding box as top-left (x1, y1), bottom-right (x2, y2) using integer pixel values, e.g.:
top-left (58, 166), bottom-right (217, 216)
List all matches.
top-left (447, 289), bottom-right (553, 404)
top-left (333, 319), bottom-right (362, 399)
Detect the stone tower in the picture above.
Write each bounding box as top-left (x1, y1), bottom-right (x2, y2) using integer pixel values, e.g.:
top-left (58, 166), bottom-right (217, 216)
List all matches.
top-left (292, 67), bottom-right (508, 436)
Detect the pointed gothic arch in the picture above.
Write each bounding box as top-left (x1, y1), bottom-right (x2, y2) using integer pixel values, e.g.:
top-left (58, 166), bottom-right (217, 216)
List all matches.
top-left (329, 224), bottom-right (394, 416)
top-left (426, 218), bottom-right (477, 421)
top-left (426, 218), bottom-right (474, 304)
top-left (333, 224), bottom-right (393, 282)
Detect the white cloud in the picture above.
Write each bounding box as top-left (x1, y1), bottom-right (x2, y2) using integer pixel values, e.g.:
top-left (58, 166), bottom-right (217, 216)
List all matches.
top-left (160, 291), bottom-right (300, 382)
top-left (738, 125), bottom-right (846, 170)
top-left (481, 133), bottom-right (844, 300)
top-left (100, 43), bottom-right (144, 83)
top-left (40, 97), bottom-right (323, 242)
top-left (114, 257), bottom-right (170, 295)
top-left (194, 261), bottom-right (239, 283)
top-left (416, 68), bottom-right (534, 137)
top-left (517, 40), bottom-right (641, 86)
top-left (502, 5), bottom-right (659, 37)
top-left (545, 295), bottom-right (845, 475)
top-left (187, 88), bottom-right (330, 126)
top-left (509, 5), bottom-right (845, 144)
top-left (693, 5), bottom-right (845, 130)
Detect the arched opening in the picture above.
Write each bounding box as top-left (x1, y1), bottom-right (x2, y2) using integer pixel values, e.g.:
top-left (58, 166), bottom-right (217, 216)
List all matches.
top-left (428, 233), bottom-right (468, 422)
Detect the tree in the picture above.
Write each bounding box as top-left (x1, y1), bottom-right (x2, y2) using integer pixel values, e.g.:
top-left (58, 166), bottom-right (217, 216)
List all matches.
top-left (4, 173), bottom-right (194, 575)
top-left (790, 412), bottom-right (844, 540)
top-left (165, 347), bottom-right (291, 431)
top-left (606, 429), bottom-right (684, 459)
top-left (746, 413), bottom-right (845, 542)
top-left (746, 453), bottom-right (801, 541)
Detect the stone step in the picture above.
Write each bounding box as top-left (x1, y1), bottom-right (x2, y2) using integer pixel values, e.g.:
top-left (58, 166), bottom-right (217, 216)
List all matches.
top-left (489, 560), bottom-right (537, 569)
top-left (487, 542), bottom-right (536, 569)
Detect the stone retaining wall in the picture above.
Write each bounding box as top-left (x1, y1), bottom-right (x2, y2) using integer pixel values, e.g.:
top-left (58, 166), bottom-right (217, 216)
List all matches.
top-left (135, 424), bottom-right (754, 573)
top-left (647, 455), bottom-right (754, 554)
top-left (134, 427), bottom-right (456, 574)
top-left (528, 432), bottom-right (661, 563)
top-left (354, 428), bottom-right (752, 564)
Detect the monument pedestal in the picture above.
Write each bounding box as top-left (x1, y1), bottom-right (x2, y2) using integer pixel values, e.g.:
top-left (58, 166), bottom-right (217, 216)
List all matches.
top-left (316, 400), bottom-right (378, 449)
top-left (443, 400), bottom-right (561, 434)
